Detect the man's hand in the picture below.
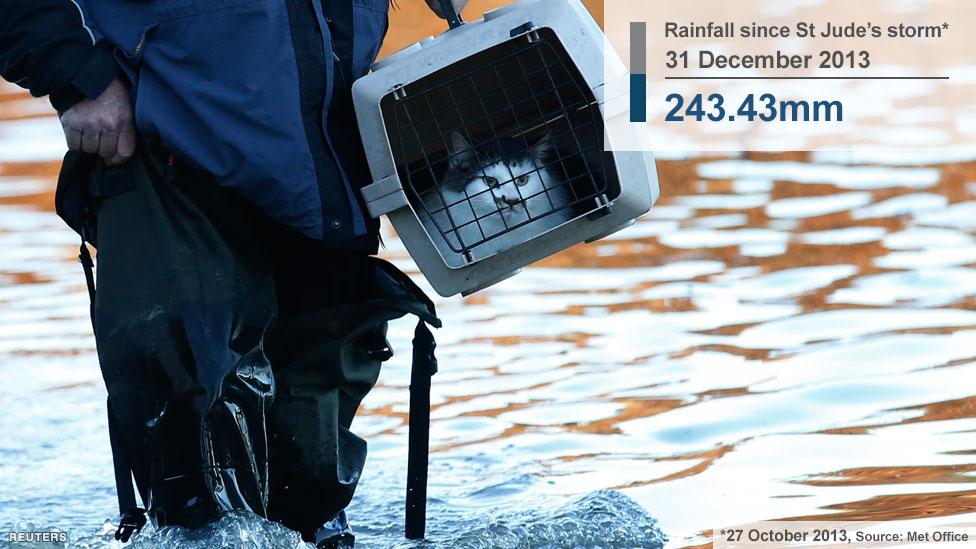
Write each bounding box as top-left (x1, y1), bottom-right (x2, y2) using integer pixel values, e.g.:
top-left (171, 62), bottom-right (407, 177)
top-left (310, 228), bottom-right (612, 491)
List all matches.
top-left (425, 0), bottom-right (469, 20)
top-left (59, 78), bottom-right (136, 166)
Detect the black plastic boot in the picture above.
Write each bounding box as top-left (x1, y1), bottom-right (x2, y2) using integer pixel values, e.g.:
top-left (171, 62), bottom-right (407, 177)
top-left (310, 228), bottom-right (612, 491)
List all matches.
top-left (316, 510), bottom-right (355, 548)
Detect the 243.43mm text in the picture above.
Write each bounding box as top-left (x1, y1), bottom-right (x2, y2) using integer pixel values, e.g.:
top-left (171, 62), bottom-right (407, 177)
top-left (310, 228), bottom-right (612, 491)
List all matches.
top-left (665, 93), bottom-right (844, 123)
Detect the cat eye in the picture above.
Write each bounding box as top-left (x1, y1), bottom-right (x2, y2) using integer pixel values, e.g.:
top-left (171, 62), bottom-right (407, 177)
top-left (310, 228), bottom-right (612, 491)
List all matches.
top-left (483, 176), bottom-right (499, 188)
top-left (515, 175), bottom-right (529, 186)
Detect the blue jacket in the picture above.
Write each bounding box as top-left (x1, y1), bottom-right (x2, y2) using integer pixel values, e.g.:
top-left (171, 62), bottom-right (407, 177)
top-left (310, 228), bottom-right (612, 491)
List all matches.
top-left (75, 0), bottom-right (387, 247)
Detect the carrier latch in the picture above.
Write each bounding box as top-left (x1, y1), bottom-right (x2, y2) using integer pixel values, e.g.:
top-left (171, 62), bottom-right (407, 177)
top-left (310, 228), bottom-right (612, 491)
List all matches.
top-left (510, 22), bottom-right (535, 37)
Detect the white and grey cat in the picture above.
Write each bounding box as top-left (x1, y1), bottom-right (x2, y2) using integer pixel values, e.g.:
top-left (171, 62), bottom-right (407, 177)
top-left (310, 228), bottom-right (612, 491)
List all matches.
top-left (420, 131), bottom-right (574, 263)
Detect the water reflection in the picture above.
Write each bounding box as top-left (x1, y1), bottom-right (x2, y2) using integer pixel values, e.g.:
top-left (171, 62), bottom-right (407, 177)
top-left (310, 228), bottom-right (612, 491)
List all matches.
top-left (2, 57), bottom-right (976, 549)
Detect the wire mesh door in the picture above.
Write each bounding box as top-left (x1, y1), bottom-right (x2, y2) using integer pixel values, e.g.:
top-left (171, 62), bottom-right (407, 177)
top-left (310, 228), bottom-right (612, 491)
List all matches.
top-left (381, 27), bottom-right (620, 267)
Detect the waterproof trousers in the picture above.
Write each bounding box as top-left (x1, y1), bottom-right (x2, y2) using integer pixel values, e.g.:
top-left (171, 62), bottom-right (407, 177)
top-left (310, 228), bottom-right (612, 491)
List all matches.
top-left (89, 149), bottom-right (401, 541)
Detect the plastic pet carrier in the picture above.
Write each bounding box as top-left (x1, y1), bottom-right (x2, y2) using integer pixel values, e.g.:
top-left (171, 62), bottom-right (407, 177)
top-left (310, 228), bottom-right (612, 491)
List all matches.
top-left (353, 0), bottom-right (659, 297)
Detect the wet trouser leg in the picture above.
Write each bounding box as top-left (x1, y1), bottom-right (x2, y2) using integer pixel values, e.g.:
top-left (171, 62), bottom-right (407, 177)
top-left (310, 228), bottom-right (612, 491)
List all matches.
top-left (264, 237), bottom-right (385, 541)
top-left (93, 152), bottom-right (278, 527)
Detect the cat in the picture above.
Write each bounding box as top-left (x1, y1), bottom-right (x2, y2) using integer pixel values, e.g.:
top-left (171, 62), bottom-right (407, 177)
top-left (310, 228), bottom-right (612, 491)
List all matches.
top-left (418, 130), bottom-right (575, 264)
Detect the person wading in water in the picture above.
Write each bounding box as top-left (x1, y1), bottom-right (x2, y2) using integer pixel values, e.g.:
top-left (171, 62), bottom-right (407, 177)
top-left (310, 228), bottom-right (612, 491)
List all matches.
top-left (0, 0), bottom-right (464, 545)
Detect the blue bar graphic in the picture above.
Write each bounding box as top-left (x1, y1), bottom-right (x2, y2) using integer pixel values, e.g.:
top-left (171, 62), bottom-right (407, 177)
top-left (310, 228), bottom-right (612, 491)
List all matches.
top-left (630, 74), bottom-right (647, 123)
top-left (630, 22), bottom-right (647, 123)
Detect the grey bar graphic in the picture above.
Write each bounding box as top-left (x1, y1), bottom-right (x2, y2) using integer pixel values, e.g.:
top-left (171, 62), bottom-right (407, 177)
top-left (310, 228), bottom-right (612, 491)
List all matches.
top-left (630, 21), bottom-right (646, 74)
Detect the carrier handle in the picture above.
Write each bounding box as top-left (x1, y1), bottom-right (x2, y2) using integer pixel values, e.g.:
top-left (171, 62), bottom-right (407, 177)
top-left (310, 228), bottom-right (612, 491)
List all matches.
top-left (437, 0), bottom-right (464, 29)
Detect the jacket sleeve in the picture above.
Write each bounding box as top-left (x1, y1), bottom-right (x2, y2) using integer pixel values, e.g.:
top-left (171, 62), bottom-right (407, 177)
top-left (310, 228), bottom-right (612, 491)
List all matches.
top-left (0, 0), bottom-right (119, 112)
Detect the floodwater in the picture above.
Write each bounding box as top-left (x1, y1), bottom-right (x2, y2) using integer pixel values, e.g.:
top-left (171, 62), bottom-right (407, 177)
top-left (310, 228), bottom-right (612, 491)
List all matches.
top-left (3, 2), bottom-right (976, 549)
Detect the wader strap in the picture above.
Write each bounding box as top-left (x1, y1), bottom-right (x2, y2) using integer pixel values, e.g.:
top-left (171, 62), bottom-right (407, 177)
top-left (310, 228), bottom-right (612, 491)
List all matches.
top-left (108, 401), bottom-right (147, 542)
top-left (77, 225), bottom-right (147, 542)
top-left (405, 319), bottom-right (438, 539)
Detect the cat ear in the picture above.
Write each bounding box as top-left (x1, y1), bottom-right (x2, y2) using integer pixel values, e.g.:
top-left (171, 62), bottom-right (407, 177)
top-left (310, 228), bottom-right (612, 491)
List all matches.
top-left (448, 131), bottom-right (475, 168)
top-left (530, 130), bottom-right (554, 160)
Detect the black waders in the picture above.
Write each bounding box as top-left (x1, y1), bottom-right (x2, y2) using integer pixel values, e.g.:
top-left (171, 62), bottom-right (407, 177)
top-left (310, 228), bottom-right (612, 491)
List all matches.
top-left (56, 148), bottom-right (440, 543)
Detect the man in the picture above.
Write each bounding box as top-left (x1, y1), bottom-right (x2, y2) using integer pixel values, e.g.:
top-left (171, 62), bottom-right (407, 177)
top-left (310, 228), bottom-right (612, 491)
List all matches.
top-left (0, 0), bottom-right (463, 546)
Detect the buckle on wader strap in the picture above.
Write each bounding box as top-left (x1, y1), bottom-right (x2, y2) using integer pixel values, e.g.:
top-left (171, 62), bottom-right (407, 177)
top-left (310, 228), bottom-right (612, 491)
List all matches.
top-left (116, 509), bottom-right (148, 543)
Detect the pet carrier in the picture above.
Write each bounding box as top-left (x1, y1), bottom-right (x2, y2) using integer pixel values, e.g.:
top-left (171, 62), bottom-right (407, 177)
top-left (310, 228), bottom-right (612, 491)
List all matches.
top-left (353, 0), bottom-right (659, 297)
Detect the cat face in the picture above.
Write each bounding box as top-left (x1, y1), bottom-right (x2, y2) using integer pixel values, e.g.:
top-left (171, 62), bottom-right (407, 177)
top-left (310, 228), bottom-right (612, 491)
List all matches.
top-left (420, 130), bottom-right (575, 259)
top-left (444, 131), bottom-right (558, 224)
